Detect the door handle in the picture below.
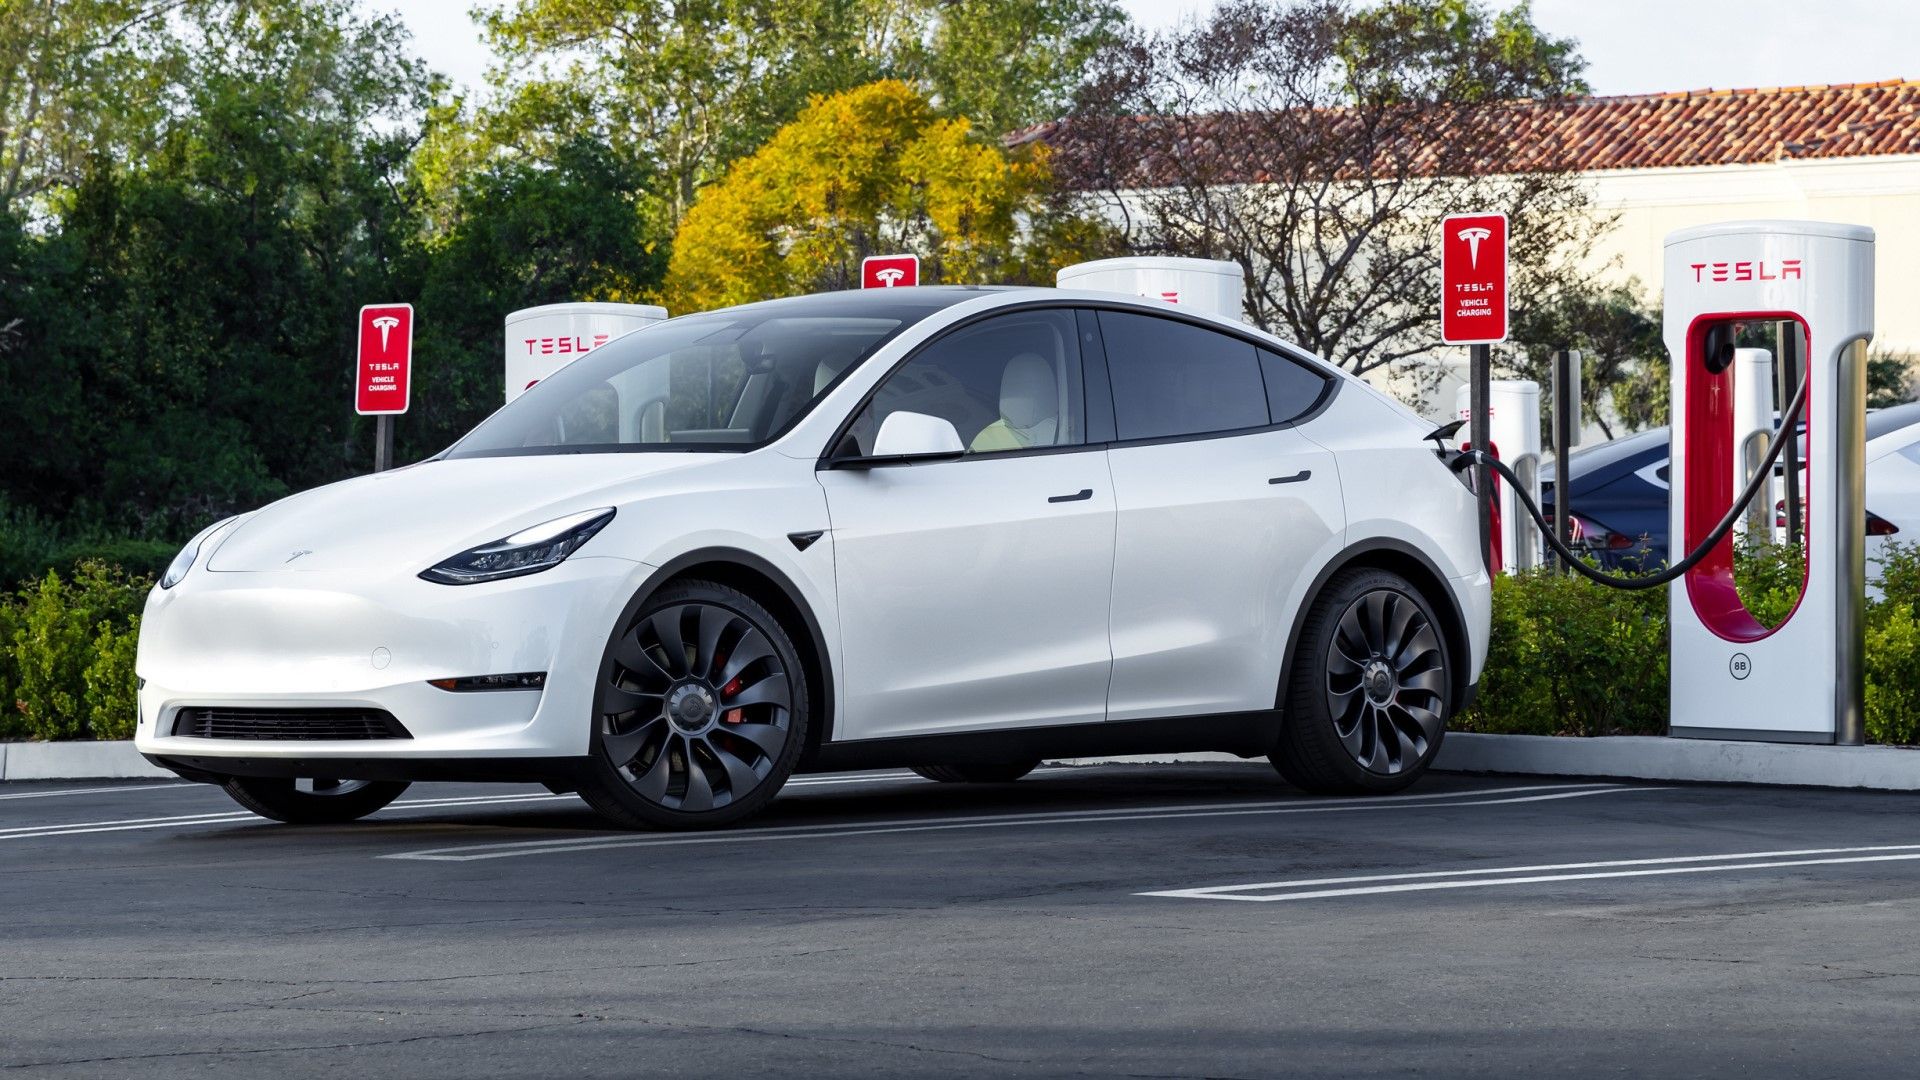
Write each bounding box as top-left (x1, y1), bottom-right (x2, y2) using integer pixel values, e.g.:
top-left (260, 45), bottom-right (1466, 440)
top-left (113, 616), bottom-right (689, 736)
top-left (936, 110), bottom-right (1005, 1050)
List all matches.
top-left (1269, 470), bottom-right (1312, 485)
top-left (1048, 488), bottom-right (1094, 504)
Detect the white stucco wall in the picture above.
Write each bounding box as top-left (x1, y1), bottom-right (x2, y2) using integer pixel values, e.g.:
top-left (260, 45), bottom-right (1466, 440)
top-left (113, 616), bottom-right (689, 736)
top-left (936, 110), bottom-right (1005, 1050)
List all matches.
top-left (1586, 154), bottom-right (1920, 356)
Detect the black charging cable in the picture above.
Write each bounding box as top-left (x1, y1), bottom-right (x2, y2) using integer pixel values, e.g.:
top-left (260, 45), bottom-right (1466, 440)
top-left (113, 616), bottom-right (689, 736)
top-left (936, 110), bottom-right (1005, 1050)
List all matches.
top-left (1448, 370), bottom-right (1808, 590)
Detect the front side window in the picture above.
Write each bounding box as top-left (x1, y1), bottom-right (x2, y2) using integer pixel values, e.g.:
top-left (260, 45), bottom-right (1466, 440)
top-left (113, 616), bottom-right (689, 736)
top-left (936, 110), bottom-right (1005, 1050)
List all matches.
top-left (1099, 311), bottom-right (1270, 440)
top-left (447, 311), bottom-right (908, 457)
top-left (846, 310), bottom-right (1087, 457)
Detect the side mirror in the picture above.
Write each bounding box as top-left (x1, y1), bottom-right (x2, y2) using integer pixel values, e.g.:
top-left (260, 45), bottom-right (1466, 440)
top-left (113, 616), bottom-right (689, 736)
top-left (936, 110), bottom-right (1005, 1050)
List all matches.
top-left (833, 409), bottom-right (967, 465)
top-left (872, 411), bottom-right (965, 458)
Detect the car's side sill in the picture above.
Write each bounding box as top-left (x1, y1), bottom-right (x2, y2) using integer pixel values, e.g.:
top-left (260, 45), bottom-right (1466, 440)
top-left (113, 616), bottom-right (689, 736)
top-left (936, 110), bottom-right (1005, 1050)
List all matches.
top-left (797, 712), bottom-right (1281, 774)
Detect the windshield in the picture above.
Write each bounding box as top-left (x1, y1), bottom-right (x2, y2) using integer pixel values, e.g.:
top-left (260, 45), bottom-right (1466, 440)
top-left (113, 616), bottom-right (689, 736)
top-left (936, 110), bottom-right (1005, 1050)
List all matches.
top-left (447, 310), bottom-right (907, 457)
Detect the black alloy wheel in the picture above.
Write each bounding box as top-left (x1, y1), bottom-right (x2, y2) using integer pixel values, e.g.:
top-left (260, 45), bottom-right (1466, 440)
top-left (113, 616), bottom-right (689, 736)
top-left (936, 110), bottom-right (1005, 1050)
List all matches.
top-left (578, 579), bottom-right (807, 829)
top-left (1272, 568), bottom-right (1451, 795)
top-left (221, 776), bottom-right (410, 824)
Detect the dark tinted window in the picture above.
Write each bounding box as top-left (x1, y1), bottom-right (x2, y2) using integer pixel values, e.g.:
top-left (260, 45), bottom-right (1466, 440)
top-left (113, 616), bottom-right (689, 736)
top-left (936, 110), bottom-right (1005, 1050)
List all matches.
top-left (1098, 311), bottom-right (1269, 440)
top-left (1259, 348), bottom-right (1330, 423)
top-left (849, 310), bottom-right (1085, 456)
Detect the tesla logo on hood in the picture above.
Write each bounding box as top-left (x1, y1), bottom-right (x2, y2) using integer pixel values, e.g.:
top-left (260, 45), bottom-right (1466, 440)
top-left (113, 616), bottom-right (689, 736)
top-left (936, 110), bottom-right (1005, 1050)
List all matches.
top-left (285, 549), bottom-right (313, 564)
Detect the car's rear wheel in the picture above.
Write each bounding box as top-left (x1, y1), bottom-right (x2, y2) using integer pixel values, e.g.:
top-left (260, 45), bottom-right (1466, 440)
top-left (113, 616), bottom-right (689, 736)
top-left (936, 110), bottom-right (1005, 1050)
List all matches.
top-left (1272, 568), bottom-right (1451, 795)
top-left (910, 761), bottom-right (1041, 784)
top-left (577, 579), bottom-right (808, 829)
top-left (221, 777), bottom-right (410, 824)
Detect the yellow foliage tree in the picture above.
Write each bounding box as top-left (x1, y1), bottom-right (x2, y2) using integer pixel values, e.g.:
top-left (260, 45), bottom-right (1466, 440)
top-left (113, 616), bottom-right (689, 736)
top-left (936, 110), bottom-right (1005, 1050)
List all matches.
top-left (666, 80), bottom-right (1087, 313)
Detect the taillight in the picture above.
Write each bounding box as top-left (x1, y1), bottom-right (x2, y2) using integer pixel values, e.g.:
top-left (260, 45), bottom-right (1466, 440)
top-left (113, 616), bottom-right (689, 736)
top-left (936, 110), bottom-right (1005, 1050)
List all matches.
top-left (1570, 514), bottom-right (1635, 550)
top-left (1868, 511), bottom-right (1900, 537)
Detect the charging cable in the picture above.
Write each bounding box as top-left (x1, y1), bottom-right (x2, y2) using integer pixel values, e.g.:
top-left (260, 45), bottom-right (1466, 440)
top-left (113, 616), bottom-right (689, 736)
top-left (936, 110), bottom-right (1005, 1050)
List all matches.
top-left (1449, 370), bottom-right (1808, 590)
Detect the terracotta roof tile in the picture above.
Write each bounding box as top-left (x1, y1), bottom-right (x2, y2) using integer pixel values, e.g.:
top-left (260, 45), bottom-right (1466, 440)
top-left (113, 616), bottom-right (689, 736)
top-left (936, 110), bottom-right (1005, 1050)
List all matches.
top-left (1017, 81), bottom-right (1920, 185)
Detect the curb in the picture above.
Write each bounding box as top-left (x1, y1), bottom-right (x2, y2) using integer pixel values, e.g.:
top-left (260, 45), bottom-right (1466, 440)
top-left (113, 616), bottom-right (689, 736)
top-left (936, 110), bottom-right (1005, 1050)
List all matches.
top-left (1055, 736), bottom-right (1920, 791)
top-left (1432, 732), bottom-right (1920, 791)
top-left (0, 740), bottom-right (172, 781)
top-left (7, 735), bottom-right (1920, 790)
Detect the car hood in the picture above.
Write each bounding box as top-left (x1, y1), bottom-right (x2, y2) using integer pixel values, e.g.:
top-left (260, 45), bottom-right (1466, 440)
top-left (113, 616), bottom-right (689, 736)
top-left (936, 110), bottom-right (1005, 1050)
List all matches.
top-left (207, 453), bottom-right (717, 573)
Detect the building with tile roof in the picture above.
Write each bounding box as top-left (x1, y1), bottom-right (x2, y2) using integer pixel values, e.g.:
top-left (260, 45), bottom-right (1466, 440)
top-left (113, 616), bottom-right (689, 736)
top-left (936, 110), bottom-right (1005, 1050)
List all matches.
top-left (1024, 80), bottom-right (1920, 381)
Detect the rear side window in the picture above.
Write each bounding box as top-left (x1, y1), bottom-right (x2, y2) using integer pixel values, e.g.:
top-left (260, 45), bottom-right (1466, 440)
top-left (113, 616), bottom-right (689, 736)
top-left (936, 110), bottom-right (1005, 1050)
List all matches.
top-left (1259, 348), bottom-right (1331, 424)
top-left (1098, 311), bottom-right (1269, 440)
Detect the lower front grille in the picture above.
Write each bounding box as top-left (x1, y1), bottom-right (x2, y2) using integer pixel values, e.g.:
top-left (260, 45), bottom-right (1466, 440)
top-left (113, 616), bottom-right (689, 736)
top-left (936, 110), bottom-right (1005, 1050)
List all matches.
top-left (171, 707), bottom-right (412, 741)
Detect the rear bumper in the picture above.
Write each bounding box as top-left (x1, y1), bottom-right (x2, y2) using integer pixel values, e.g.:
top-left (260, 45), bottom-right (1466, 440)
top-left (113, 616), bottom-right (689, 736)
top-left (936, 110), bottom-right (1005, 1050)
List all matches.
top-left (133, 555), bottom-right (651, 763)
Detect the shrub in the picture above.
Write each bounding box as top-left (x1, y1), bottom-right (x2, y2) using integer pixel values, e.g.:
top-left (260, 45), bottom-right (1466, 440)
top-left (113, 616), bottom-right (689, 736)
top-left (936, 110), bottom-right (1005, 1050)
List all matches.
top-left (8, 562), bottom-right (151, 740)
top-left (1733, 538), bottom-right (1804, 629)
top-left (0, 595), bottom-right (21, 741)
top-left (1458, 567), bottom-right (1667, 737)
top-left (1864, 611), bottom-right (1920, 746)
top-left (83, 619), bottom-right (143, 741)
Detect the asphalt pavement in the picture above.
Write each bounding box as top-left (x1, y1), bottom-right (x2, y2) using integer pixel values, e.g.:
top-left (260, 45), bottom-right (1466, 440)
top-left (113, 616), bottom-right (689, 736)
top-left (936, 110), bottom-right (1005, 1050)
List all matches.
top-left (4, 763), bottom-right (1919, 1077)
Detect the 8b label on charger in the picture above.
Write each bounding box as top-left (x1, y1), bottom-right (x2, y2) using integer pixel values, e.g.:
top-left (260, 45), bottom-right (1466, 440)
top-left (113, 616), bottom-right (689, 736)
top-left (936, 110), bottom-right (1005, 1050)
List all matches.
top-left (1729, 653), bottom-right (1752, 680)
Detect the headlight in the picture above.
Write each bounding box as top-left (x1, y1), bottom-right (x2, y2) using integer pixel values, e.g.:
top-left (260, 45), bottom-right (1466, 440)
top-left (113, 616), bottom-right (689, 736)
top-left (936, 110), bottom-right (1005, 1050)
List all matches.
top-left (419, 508), bottom-right (615, 585)
top-left (160, 517), bottom-right (242, 590)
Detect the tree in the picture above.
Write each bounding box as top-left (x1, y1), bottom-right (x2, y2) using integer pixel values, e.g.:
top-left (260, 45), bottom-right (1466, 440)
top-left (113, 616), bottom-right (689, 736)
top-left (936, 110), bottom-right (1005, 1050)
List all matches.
top-left (0, 0), bottom-right (188, 218)
top-left (480, 0), bottom-right (1123, 222)
top-left (1506, 279), bottom-right (1664, 438)
top-left (406, 138), bottom-right (668, 457)
top-left (663, 80), bottom-right (1094, 312)
top-left (1055, 0), bottom-right (1607, 379)
top-left (0, 0), bottom-right (436, 536)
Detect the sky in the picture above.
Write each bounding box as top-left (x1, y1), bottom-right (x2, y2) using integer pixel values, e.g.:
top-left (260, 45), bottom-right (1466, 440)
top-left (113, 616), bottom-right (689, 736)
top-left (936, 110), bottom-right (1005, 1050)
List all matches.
top-left (375, 0), bottom-right (1919, 103)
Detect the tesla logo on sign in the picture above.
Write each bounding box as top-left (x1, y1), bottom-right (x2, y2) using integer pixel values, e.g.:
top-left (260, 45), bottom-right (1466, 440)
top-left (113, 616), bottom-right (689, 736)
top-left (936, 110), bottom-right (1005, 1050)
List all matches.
top-left (1440, 213), bottom-right (1507, 345)
top-left (861, 254), bottom-right (919, 289)
top-left (1457, 227), bottom-right (1493, 268)
top-left (356, 303), bottom-right (412, 415)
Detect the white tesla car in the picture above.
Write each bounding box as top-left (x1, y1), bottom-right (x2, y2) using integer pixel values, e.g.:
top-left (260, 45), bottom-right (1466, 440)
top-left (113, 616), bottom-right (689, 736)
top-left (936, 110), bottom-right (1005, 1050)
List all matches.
top-left (135, 287), bottom-right (1490, 829)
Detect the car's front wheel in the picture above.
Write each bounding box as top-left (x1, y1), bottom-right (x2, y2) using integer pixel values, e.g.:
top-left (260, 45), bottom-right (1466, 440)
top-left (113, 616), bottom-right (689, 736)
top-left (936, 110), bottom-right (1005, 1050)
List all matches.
top-left (221, 777), bottom-right (410, 824)
top-left (1272, 568), bottom-right (1452, 794)
top-left (578, 579), bottom-right (809, 829)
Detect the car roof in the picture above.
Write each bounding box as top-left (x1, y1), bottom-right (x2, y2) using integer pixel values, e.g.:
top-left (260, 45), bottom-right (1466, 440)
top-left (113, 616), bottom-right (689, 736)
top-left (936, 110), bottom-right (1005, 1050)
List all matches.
top-left (679, 285), bottom-right (1025, 324)
top-left (1867, 400), bottom-right (1920, 442)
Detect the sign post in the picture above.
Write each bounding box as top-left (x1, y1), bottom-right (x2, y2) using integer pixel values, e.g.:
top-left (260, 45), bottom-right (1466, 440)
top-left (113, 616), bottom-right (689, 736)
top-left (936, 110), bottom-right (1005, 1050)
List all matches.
top-left (1440, 213), bottom-right (1509, 573)
top-left (860, 254), bottom-right (920, 289)
top-left (356, 303), bottom-right (413, 472)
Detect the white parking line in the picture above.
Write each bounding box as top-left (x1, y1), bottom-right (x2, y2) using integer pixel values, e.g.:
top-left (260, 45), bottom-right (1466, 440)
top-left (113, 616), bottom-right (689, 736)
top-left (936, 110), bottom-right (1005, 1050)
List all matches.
top-left (1139, 842), bottom-right (1920, 901)
top-left (0, 772), bottom-right (925, 842)
top-left (381, 783), bottom-right (1652, 862)
top-left (0, 783), bottom-right (189, 801)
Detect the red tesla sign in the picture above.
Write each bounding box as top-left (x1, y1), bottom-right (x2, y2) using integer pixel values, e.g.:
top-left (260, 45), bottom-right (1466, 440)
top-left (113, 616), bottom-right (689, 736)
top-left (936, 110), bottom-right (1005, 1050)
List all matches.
top-left (355, 303), bottom-right (412, 415)
top-left (1440, 213), bottom-right (1508, 345)
top-left (861, 254), bottom-right (919, 289)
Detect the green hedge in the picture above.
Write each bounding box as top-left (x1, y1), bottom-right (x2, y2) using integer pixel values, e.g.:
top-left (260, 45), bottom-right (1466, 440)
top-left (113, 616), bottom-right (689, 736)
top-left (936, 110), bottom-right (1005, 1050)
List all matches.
top-left (1461, 540), bottom-right (1920, 744)
top-left (5, 545), bottom-right (1920, 745)
top-left (1, 562), bottom-right (152, 741)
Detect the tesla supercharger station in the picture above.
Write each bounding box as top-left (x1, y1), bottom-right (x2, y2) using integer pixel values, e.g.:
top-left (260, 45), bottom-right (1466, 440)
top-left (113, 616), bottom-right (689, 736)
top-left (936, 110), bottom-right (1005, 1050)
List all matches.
top-left (1056, 257), bottom-right (1246, 323)
top-left (504, 302), bottom-right (668, 403)
top-left (1453, 380), bottom-right (1543, 573)
top-left (1730, 347), bottom-right (1778, 540)
top-left (1665, 220), bottom-right (1872, 744)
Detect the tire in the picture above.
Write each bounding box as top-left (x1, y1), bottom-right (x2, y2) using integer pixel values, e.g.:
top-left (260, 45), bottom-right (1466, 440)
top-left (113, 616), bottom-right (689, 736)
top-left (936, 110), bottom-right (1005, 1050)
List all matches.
top-left (221, 777), bottom-right (410, 824)
top-left (910, 761), bottom-right (1041, 784)
top-left (1271, 567), bottom-right (1452, 795)
top-left (577, 579), bottom-right (809, 830)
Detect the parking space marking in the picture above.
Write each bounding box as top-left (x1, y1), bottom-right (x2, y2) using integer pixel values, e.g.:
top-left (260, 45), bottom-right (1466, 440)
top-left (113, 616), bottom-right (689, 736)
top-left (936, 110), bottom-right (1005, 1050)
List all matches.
top-left (0, 772), bottom-right (928, 842)
top-left (1139, 842), bottom-right (1920, 902)
top-left (382, 783), bottom-right (1652, 862)
top-left (0, 783), bottom-right (189, 801)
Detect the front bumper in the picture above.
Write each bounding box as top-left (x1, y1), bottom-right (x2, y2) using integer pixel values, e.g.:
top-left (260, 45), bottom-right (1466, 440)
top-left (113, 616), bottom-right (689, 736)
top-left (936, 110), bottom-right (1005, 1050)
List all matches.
top-left (134, 555), bottom-right (651, 765)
